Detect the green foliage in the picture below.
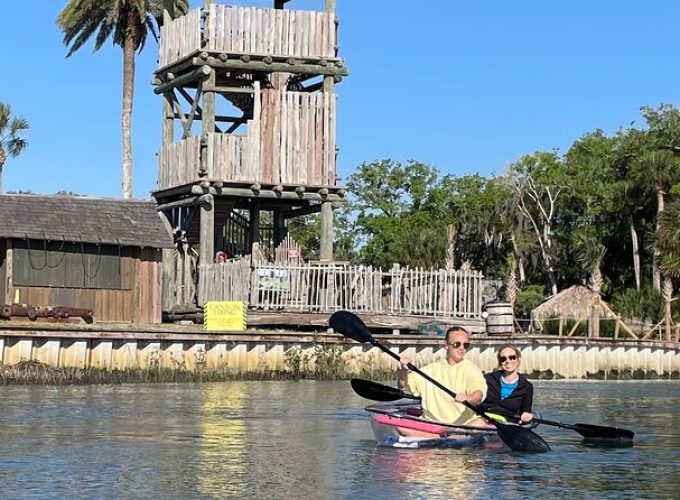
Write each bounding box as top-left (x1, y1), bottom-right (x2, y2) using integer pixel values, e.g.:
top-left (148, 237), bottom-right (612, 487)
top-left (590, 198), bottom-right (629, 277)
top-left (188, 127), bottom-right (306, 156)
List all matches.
top-left (57, 0), bottom-right (188, 55)
top-left (514, 284), bottom-right (546, 319)
top-left (312, 343), bottom-right (347, 379)
top-left (539, 316), bottom-right (587, 336)
top-left (537, 316), bottom-right (617, 338)
top-left (345, 159), bottom-right (518, 273)
top-left (656, 196), bottom-right (680, 277)
top-left (284, 345), bottom-right (311, 378)
top-left (287, 206), bottom-right (357, 262)
top-left (0, 101), bottom-right (30, 193)
top-left (611, 286), bottom-right (665, 324)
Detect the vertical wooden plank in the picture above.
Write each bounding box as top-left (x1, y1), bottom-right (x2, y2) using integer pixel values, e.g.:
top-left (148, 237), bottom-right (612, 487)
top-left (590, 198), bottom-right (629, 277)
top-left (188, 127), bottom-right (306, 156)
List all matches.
top-left (307, 93), bottom-right (316, 185)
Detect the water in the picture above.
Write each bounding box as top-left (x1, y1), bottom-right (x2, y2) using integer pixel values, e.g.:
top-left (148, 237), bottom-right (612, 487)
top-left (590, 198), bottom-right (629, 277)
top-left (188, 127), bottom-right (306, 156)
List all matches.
top-left (0, 380), bottom-right (678, 499)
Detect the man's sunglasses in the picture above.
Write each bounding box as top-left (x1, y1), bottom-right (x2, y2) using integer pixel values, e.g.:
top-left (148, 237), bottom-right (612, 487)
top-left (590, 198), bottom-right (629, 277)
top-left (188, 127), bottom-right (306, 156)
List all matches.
top-left (447, 341), bottom-right (471, 350)
top-left (499, 355), bottom-right (518, 362)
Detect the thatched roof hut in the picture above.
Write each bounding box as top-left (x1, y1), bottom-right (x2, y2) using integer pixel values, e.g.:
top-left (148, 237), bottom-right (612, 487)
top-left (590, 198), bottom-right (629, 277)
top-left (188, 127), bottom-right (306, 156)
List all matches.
top-left (530, 285), bottom-right (616, 330)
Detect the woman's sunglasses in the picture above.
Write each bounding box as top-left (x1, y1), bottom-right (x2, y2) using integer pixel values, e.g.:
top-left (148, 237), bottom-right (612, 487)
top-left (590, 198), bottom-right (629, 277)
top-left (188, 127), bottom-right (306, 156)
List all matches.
top-left (499, 355), bottom-right (518, 363)
top-left (447, 341), bottom-right (471, 350)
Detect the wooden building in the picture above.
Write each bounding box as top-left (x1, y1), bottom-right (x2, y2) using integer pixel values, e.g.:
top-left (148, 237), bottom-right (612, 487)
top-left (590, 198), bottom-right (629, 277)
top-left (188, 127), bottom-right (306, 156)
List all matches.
top-left (152, 0), bottom-right (347, 315)
top-left (0, 194), bottom-right (174, 324)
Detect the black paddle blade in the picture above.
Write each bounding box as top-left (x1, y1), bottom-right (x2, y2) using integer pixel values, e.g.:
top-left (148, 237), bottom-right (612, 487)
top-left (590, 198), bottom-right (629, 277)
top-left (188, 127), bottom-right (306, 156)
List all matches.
top-left (535, 418), bottom-right (635, 440)
top-left (329, 310), bottom-right (373, 344)
top-left (350, 378), bottom-right (418, 402)
top-left (495, 423), bottom-right (552, 453)
top-left (572, 423), bottom-right (634, 440)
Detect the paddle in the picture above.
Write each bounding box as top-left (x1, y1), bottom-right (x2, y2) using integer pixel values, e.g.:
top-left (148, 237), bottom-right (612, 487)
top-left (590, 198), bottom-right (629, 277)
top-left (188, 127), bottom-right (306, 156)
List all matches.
top-left (531, 417), bottom-right (634, 440)
top-left (350, 378), bottom-right (420, 402)
top-left (330, 310), bottom-right (551, 452)
top-left (352, 377), bottom-right (634, 440)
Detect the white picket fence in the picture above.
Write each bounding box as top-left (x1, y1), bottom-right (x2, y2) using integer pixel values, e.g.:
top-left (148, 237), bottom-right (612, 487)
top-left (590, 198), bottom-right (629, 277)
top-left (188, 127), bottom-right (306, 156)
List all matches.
top-left (199, 260), bottom-right (484, 318)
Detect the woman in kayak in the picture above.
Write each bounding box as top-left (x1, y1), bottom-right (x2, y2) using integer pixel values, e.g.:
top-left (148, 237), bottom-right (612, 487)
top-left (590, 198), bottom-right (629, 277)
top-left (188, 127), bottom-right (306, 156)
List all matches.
top-left (479, 344), bottom-right (534, 424)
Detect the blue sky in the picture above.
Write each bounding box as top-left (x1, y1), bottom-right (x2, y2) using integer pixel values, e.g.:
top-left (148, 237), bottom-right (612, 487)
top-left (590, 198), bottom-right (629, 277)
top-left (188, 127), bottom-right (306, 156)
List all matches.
top-left (2, 0), bottom-right (680, 198)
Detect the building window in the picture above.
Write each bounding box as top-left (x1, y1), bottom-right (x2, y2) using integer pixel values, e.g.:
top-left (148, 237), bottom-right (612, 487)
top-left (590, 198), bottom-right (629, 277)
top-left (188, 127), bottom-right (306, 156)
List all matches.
top-left (12, 240), bottom-right (125, 289)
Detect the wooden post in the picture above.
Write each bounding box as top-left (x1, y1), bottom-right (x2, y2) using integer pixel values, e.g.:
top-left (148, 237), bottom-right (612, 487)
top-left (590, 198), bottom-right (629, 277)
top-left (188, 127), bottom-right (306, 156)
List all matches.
top-left (162, 92), bottom-right (174, 153)
top-left (158, 210), bottom-right (177, 311)
top-left (132, 253), bottom-right (142, 324)
top-left (202, 68), bottom-right (216, 136)
top-left (4, 240), bottom-right (12, 304)
top-left (320, 201), bottom-right (333, 261)
top-left (250, 202), bottom-right (261, 261)
top-left (590, 301), bottom-right (600, 338)
top-left (558, 317), bottom-right (564, 336)
top-left (273, 209), bottom-right (286, 247)
top-left (199, 195), bottom-right (215, 267)
top-left (324, 0), bottom-right (337, 92)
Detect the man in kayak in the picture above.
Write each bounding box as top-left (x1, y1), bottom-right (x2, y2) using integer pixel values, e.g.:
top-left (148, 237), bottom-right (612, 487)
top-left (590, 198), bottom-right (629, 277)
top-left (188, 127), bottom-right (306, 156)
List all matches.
top-left (397, 326), bottom-right (487, 437)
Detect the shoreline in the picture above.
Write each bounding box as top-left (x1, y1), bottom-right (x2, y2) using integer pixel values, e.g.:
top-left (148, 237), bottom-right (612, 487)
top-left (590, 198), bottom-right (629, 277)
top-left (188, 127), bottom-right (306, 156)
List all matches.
top-left (1, 359), bottom-right (678, 386)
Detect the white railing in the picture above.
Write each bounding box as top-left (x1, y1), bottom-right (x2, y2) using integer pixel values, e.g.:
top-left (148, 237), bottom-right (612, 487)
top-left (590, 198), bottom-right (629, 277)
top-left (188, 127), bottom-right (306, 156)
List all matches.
top-left (199, 261), bottom-right (485, 318)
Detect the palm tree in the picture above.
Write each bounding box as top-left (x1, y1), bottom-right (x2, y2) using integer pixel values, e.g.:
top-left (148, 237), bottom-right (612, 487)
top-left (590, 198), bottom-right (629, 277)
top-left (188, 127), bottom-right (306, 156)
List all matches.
top-left (0, 102), bottom-right (29, 194)
top-left (57, 0), bottom-right (188, 199)
top-left (656, 198), bottom-right (680, 341)
top-left (632, 149), bottom-right (680, 290)
top-left (572, 230), bottom-right (606, 337)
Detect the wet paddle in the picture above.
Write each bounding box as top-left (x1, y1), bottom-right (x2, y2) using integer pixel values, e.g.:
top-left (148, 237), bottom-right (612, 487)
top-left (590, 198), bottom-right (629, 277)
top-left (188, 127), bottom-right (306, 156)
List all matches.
top-left (531, 417), bottom-right (634, 440)
top-left (350, 378), bottom-right (420, 402)
top-left (352, 378), bottom-right (634, 440)
top-left (330, 310), bottom-right (551, 452)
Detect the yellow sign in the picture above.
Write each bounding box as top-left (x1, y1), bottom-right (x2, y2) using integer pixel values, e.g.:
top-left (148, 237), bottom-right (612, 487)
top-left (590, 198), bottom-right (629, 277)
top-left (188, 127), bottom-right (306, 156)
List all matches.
top-left (204, 301), bottom-right (247, 332)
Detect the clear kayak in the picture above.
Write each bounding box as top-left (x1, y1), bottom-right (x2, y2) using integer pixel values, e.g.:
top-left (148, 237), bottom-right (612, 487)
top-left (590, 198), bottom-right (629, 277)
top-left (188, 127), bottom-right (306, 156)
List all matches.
top-left (365, 402), bottom-right (496, 449)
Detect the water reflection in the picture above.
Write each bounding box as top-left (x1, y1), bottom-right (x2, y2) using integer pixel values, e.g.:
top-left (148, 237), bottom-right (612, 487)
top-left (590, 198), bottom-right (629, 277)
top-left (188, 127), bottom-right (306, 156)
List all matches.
top-left (197, 383), bottom-right (248, 498)
top-left (0, 380), bottom-right (677, 499)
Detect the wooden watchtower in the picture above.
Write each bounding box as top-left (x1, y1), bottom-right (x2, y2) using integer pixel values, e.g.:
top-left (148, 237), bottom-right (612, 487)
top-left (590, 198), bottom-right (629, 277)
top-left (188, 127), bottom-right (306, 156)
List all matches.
top-left (152, 0), bottom-right (347, 314)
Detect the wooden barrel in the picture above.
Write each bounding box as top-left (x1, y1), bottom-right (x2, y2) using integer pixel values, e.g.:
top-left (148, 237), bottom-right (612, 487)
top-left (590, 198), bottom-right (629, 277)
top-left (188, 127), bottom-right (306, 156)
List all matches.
top-left (485, 302), bottom-right (514, 335)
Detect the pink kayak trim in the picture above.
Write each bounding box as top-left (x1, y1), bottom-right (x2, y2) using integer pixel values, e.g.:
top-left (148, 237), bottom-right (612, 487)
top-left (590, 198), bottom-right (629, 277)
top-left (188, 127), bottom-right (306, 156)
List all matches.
top-left (373, 413), bottom-right (452, 435)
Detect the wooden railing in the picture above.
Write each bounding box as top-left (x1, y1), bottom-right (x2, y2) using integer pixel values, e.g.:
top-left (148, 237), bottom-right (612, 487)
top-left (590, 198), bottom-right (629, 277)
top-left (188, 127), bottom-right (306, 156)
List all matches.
top-left (157, 136), bottom-right (202, 189)
top-left (206, 5), bottom-right (336, 60)
top-left (199, 261), bottom-right (485, 318)
top-left (159, 5), bottom-right (336, 68)
top-left (157, 89), bottom-right (336, 190)
top-left (159, 9), bottom-right (201, 68)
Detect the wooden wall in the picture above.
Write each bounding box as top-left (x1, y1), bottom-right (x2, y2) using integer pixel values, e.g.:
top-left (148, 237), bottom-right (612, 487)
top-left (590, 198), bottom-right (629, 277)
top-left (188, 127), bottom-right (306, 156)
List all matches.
top-left (5, 242), bottom-right (163, 324)
top-left (205, 4), bottom-right (336, 60)
top-left (158, 5), bottom-right (336, 68)
top-left (0, 239), bottom-right (6, 303)
top-left (158, 89), bottom-right (336, 190)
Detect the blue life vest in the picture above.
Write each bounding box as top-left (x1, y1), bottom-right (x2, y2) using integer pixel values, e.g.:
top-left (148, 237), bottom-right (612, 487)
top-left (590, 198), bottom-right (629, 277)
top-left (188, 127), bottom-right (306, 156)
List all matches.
top-left (500, 376), bottom-right (518, 400)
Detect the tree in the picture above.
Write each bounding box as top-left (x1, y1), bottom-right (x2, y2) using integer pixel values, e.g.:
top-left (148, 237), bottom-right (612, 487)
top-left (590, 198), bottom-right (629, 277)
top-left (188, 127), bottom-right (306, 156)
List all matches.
top-left (504, 151), bottom-right (566, 296)
top-left (655, 195), bottom-right (680, 341)
top-left (57, 0), bottom-right (188, 199)
top-left (632, 105), bottom-right (680, 290)
top-left (347, 159), bottom-right (443, 268)
top-left (0, 102), bottom-right (29, 194)
top-left (632, 149), bottom-right (679, 290)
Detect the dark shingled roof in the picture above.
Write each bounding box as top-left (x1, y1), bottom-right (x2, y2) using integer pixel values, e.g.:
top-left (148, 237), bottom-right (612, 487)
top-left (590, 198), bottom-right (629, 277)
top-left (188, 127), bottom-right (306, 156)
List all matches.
top-left (0, 194), bottom-right (174, 249)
